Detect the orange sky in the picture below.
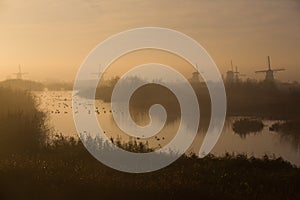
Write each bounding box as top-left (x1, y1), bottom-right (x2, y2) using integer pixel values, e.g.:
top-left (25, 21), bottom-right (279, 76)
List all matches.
top-left (0, 0), bottom-right (300, 82)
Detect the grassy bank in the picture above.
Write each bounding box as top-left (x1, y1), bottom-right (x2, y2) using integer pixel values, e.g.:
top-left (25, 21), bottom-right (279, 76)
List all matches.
top-left (0, 142), bottom-right (299, 200)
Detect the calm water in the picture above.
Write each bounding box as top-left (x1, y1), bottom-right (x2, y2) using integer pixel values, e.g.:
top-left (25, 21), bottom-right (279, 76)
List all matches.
top-left (34, 91), bottom-right (300, 166)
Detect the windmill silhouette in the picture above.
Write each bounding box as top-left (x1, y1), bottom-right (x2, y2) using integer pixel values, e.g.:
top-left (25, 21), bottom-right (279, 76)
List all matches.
top-left (255, 56), bottom-right (285, 82)
top-left (191, 63), bottom-right (204, 82)
top-left (91, 64), bottom-right (105, 79)
top-left (13, 65), bottom-right (28, 80)
top-left (225, 60), bottom-right (235, 82)
top-left (234, 65), bottom-right (245, 81)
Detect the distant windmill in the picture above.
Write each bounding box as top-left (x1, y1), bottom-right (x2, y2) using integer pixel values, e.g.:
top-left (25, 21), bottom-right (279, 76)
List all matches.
top-left (191, 63), bottom-right (200, 82)
top-left (191, 63), bottom-right (204, 83)
top-left (255, 56), bottom-right (285, 82)
top-left (91, 64), bottom-right (105, 79)
top-left (234, 66), bottom-right (245, 81)
top-left (225, 60), bottom-right (235, 82)
top-left (13, 65), bottom-right (28, 80)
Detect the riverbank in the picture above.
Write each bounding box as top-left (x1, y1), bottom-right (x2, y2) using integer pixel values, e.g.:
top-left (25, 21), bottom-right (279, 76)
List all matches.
top-left (0, 143), bottom-right (299, 200)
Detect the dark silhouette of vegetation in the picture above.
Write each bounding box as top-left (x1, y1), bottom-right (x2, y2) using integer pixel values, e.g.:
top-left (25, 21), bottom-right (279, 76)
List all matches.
top-left (91, 77), bottom-right (120, 102)
top-left (226, 80), bottom-right (300, 119)
top-left (44, 81), bottom-right (73, 91)
top-left (232, 118), bottom-right (264, 138)
top-left (77, 77), bottom-right (300, 120)
top-left (0, 137), bottom-right (299, 200)
top-left (110, 136), bottom-right (154, 153)
top-left (0, 79), bottom-right (45, 91)
top-left (0, 87), bottom-right (48, 155)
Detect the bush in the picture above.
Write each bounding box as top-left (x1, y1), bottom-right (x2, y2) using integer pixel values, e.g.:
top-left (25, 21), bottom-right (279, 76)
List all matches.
top-left (232, 118), bottom-right (264, 138)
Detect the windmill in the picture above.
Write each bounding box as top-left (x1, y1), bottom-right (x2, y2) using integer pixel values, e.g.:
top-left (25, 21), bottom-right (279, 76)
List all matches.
top-left (225, 60), bottom-right (235, 82)
top-left (234, 65), bottom-right (245, 81)
top-left (191, 63), bottom-right (200, 82)
top-left (91, 64), bottom-right (105, 79)
top-left (255, 56), bottom-right (285, 82)
top-left (191, 63), bottom-right (205, 83)
top-left (13, 65), bottom-right (28, 80)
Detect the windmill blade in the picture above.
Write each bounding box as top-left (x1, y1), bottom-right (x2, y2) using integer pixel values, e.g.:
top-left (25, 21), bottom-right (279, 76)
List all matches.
top-left (92, 72), bottom-right (105, 76)
top-left (273, 68), bottom-right (285, 72)
top-left (267, 56), bottom-right (271, 70)
top-left (255, 70), bottom-right (268, 73)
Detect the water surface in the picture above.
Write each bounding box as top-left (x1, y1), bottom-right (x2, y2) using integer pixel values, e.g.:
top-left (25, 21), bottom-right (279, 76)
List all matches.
top-left (35, 91), bottom-right (300, 166)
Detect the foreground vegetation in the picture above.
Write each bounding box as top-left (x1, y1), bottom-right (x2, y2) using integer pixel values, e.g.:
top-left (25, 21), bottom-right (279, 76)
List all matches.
top-left (1, 87), bottom-right (300, 200)
top-left (0, 87), bottom-right (47, 154)
top-left (1, 139), bottom-right (300, 200)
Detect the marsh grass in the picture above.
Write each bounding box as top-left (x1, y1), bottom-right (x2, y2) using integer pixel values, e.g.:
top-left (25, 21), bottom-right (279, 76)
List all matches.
top-left (0, 126), bottom-right (299, 200)
top-left (0, 87), bottom-right (48, 154)
top-left (1, 140), bottom-right (299, 200)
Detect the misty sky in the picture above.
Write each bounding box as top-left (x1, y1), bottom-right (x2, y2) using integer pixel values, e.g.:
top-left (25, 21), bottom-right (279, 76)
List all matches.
top-left (0, 0), bottom-right (300, 82)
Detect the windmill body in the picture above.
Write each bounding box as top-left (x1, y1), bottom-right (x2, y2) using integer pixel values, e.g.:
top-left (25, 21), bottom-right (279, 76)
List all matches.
top-left (191, 71), bottom-right (200, 82)
top-left (234, 66), bottom-right (245, 82)
top-left (190, 64), bottom-right (202, 83)
top-left (265, 70), bottom-right (275, 82)
top-left (226, 60), bottom-right (237, 82)
top-left (226, 70), bottom-right (234, 82)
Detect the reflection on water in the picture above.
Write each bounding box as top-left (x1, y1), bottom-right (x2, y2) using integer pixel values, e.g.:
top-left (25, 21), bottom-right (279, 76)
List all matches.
top-left (34, 91), bottom-right (300, 166)
top-left (278, 131), bottom-right (300, 155)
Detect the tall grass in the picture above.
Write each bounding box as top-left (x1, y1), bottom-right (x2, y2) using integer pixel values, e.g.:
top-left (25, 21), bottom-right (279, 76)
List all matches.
top-left (1, 140), bottom-right (299, 200)
top-left (0, 87), bottom-right (47, 155)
